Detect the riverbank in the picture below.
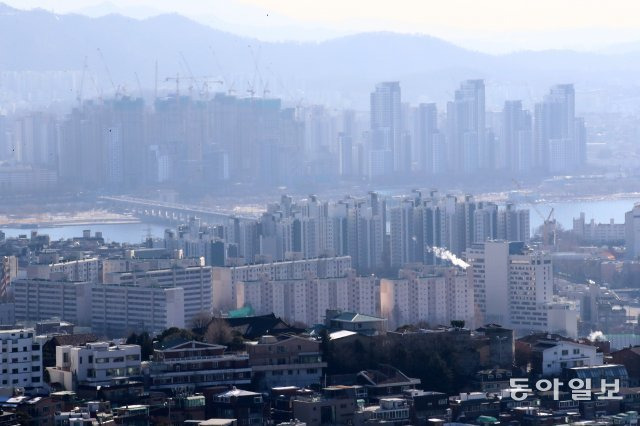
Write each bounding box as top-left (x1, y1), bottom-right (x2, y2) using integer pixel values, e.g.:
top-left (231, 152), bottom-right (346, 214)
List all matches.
top-left (0, 210), bottom-right (139, 228)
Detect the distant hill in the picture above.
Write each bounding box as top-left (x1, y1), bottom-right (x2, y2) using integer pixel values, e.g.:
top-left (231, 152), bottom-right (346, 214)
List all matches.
top-left (2, 3), bottom-right (640, 107)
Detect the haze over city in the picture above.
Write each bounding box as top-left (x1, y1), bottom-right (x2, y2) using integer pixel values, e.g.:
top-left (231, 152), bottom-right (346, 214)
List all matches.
top-left (2, 1), bottom-right (640, 424)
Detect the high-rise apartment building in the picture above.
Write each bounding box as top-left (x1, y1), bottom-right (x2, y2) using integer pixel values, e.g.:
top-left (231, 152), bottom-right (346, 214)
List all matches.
top-left (13, 279), bottom-right (92, 326)
top-left (466, 241), bottom-right (572, 335)
top-left (502, 100), bottom-right (533, 172)
top-left (380, 266), bottom-right (474, 329)
top-left (370, 82), bottom-right (402, 175)
top-left (534, 84), bottom-right (586, 173)
top-left (234, 273), bottom-right (380, 326)
top-left (104, 265), bottom-right (213, 327)
top-left (447, 80), bottom-right (486, 173)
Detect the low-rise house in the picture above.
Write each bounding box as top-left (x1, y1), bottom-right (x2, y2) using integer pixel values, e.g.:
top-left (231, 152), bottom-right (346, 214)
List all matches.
top-left (269, 386), bottom-right (317, 424)
top-left (47, 341), bottom-right (142, 392)
top-left (246, 335), bottom-right (326, 390)
top-left (449, 392), bottom-right (500, 423)
top-left (224, 314), bottom-right (303, 340)
top-left (473, 368), bottom-right (514, 392)
top-left (354, 398), bottom-right (411, 426)
top-left (208, 387), bottom-right (266, 426)
top-left (326, 310), bottom-right (387, 336)
top-left (403, 389), bottom-right (450, 423)
top-left (562, 364), bottom-right (630, 389)
top-left (2, 395), bottom-right (64, 425)
top-left (356, 365), bottom-right (420, 402)
top-left (146, 341), bottom-right (251, 393)
top-left (612, 347), bottom-right (640, 387)
top-left (518, 334), bottom-right (604, 376)
top-left (292, 393), bottom-right (358, 426)
top-left (42, 333), bottom-right (97, 368)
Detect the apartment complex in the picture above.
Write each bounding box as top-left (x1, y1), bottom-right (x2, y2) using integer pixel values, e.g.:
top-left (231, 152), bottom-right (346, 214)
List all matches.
top-left (246, 335), bottom-right (326, 390)
top-left (467, 241), bottom-right (575, 335)
top-left (91, 282), bottom-right (185, 337)
top-left (105, 265), bottom-right (213, 326)
top-left (234, 274), bottom-right (380, 326)
top-left (381, 267), bottom-right (474, 329)
top-left (12, 279), bottom-right (92, 326)
top-left (214, 256), bottom-right (352, 310)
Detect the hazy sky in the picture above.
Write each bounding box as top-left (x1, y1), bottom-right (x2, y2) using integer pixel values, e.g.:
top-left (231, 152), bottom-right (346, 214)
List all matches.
top-left (6, 0), bottom-right (640, 53)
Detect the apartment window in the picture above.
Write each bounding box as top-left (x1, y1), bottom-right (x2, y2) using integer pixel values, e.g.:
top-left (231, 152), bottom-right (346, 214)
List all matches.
top-left (561, 350), bottom-right (568, 356)
top-left (573, 349), bottom-right (580, 355)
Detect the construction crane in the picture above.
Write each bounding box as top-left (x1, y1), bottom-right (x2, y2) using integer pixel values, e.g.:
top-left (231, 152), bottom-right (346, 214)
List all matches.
top-left (97, 47), bottom-right (121, 97)
top-left (76, 56), bottom-right (88, 105)
top-left (512, 179), bottom-right (556, 250)
top-left (134, 72), bottom-right (144, 99)
top-left (200, 78), bottom-right (224, 99)
top-left (179, 51), bottom-right (200, 97)
top-left (165, 73), bottom-right (181, 97)
top-left (165, 74), bottom-right (222, 99)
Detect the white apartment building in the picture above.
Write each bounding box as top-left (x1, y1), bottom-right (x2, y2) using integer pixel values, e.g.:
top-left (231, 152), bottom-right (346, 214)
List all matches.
top-left (380, 267), bottom-right (474, 329)
top-left (101, 256), bottom-right (202, 282)
top-left (48, 342), bottom-right (142, 391)
top-left (573, 212), bottom-right (625, 244)
top-left (626, 204), bottom-right (640, 260)
top-left (214, 256), bottom-right (353, 310)
top-left (91, 282), bottom-right (184, 337)
top-left (105, 266), bottom-right (212, 327)
top-left (12, 279), bottom-right (92, 326)
top-left (0, 328), bottom-right (43, 396)
top-left (25, 258), bottom-right (100, 282)
top-left (466, 240), bottom-right (576, 335)
top-left (234, 274), bottom-right (379, 326)
top-left (547, 301), bottom-right (579, 338)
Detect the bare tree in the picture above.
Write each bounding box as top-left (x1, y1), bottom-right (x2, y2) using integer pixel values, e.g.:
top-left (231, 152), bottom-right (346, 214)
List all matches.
top-left (204, 318), bottom-right (233, 345)
top-left (191, 311), bottom-right (213, 330)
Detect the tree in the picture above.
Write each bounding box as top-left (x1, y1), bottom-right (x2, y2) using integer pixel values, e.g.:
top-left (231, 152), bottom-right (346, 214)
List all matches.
top-left (126, 331), bottom-right (154, 360)
top-left (191, 312), bottom-right (213, 332)
top-left (158, 327), bottom-right (199, 347)
top-left (450, 320), bottom-right (465, 329)
top-left (204, 318), bottom-right (234, 345)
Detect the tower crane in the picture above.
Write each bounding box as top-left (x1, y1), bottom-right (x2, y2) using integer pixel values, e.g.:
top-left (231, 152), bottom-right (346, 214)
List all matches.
top-left (76, 56), bottom-right (88, 105)
top-left (97, 47), bottom-right (121, 97)
top-left (512, 179), bottom-right (556, 250)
